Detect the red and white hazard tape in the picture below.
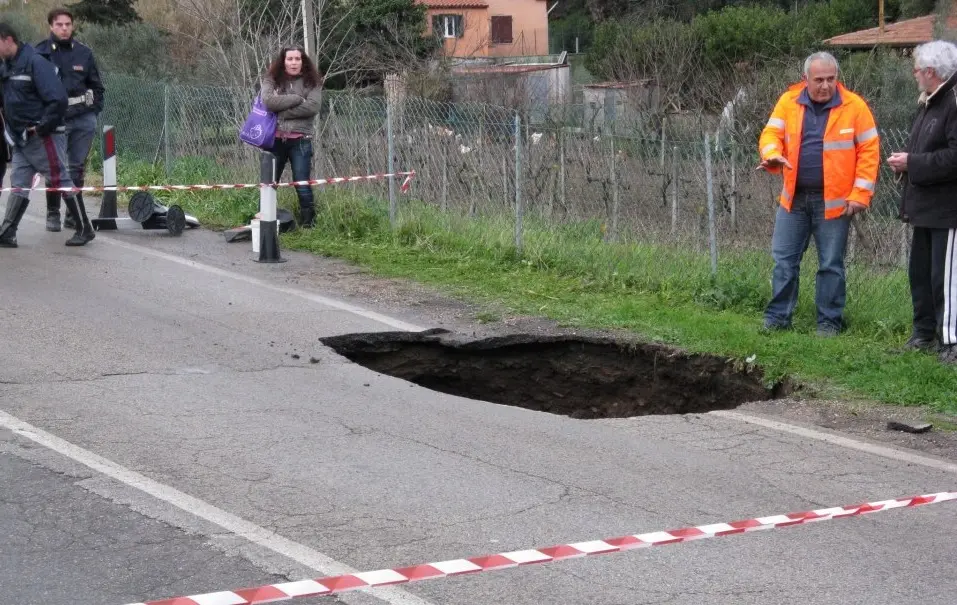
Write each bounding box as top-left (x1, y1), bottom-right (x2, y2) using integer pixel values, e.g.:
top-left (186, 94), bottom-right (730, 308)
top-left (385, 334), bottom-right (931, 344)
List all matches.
top-left (12, 170), bottom-right (417, 195)
top-left (123, 490), bottom-right (956, 605)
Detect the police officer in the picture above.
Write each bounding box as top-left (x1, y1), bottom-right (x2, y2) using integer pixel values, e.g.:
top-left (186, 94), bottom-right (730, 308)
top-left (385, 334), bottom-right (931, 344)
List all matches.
top-left (0, 21), bottom-right (95, 247)
top-left (36, 7), bottom-right (103, 232)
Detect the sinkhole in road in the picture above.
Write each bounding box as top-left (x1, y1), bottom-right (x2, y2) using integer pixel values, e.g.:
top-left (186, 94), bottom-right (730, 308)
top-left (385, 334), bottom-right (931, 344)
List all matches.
top-left (320, 330), bottom-right (783, 419)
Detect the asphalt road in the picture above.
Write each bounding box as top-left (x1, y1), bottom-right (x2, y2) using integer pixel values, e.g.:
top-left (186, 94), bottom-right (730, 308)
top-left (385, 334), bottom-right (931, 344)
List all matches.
top-left (1, 195), bottom-right (955, 605)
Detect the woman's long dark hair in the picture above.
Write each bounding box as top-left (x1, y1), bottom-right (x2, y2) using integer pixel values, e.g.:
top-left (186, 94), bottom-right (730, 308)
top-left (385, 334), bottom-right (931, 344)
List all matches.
top-left (266, 46), bottom-right (322, 89)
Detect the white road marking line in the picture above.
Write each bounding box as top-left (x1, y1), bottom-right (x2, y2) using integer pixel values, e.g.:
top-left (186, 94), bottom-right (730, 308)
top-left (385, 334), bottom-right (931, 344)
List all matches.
top-left (712, 410), bottom-right (957, 475)
top-left (20, 213), bottom-right (426, 333)
top-left (0, 410), bottom-right (437, 605)
top-left (102, 237), bottom-right (427, 333)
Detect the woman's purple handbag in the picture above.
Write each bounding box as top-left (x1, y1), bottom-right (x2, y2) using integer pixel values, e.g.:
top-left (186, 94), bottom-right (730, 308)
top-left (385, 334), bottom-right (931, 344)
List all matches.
top-left (239, 96), bottom-right (277, 149)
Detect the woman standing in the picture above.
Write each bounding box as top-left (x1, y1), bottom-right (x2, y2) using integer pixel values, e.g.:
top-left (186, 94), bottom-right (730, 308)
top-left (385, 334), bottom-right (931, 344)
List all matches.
top-left (261, 46), bottom-right (322, 228)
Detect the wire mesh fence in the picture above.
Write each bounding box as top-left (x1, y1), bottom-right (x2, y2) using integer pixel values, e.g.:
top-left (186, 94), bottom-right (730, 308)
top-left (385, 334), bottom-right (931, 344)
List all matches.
top-left (99, 72), bottom-right (916, 323)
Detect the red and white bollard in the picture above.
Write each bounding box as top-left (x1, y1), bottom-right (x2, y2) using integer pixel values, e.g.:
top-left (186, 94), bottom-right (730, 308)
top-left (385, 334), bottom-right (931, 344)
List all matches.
top-left (98, 125), bottom-right (117, 219)
top-left (255, 151), bottom-right (284, 263)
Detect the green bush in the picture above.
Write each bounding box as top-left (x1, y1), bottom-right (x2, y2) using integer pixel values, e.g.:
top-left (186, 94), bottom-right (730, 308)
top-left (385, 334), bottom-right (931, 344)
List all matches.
top-left (0, 11), bottom-right (41, 44)
top-left (692, 5), bottom-right (791, 68)
top-left (586, 18), bottom-right (702, 82)
top-left (786, 2), bottom-right (844, 56)
top-left (899, 0), bottom-right (936, 19)
top-left (79, 23), bottom-right (176, 81)
top-left (840, 50), bottom-right (916, 131)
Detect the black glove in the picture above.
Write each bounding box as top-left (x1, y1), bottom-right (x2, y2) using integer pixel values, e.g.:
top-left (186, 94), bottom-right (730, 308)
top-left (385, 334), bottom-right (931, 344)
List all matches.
top-left (34, 121), bottom-right (56, 137)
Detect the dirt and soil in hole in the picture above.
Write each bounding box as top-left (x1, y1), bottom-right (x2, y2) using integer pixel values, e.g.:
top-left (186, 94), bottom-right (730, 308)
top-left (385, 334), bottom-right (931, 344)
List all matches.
top-left (320, 329), bottom-right (784, 419)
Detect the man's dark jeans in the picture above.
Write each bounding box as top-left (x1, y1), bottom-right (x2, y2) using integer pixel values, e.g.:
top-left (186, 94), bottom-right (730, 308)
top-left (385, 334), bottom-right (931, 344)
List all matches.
top-left (764, 190), bottom-right (851, 331)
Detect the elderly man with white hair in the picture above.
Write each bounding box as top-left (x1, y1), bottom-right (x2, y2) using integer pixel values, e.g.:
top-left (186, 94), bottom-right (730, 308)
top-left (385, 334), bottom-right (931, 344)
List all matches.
top-left (888, 40), bottom-right (957, 364)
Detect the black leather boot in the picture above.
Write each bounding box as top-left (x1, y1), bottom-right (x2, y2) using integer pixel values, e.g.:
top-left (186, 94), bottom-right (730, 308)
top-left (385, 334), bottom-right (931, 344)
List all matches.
top-left (300, 206), bottom-right (316, 229)
top-left (65, 175), bottom-right (88, 229)
top-left (63, 201), bottom-right (77, 229)
top-left (0, 194), bottom-right (31, 248)
top-left (45, 190), bottom-right (61, 232)
top-left (62, 194), bottom-right (95, 246)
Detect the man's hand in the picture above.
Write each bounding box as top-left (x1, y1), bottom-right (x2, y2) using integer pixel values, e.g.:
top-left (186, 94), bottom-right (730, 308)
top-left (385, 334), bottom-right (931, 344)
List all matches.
top-left (843, 201), bottom-right (867, 217)
top-left (887, 152), bottom-right (909, 173)
top-left (757, 155), bottom-right (793, 171)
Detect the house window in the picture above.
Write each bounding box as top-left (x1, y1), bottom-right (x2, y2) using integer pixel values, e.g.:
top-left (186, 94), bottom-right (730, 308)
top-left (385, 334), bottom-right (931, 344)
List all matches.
top-left (433, 14), bottom-right (464, 39)
top-left (491, 16), bottom-right (513, 44)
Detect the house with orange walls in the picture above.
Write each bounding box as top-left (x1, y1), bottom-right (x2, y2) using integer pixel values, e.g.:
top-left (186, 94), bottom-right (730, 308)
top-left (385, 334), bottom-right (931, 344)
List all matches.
top-left (418, 0), bottom-right (551, 58)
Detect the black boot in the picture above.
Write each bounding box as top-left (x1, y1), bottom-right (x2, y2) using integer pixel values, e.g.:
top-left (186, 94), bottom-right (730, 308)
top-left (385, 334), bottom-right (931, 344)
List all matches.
top-left (300, 207), bottom-right (316, 229)
top-left (65, 178), bottom-right (84, 229)
top-left (62, 195), bottom-right (95, 246)
top-left (0, 194), bottom-right (31, 248)
top-left (63, 195), bottom-right (77, 230)
top-left (45, 190), bottom-right (61, 232)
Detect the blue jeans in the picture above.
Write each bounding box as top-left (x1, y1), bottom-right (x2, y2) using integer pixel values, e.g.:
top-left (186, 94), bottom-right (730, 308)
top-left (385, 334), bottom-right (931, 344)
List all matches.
top-left (269, 137), bottom-right (314, 213)
top-left (765, 191), bottom-right (851, 330)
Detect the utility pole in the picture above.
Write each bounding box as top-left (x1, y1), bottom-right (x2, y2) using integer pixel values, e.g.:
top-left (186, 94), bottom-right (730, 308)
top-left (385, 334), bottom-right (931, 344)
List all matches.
top-left (879, 0), bottom-right (885, 33)
top-left (302, 0), bottom-right (316, 61)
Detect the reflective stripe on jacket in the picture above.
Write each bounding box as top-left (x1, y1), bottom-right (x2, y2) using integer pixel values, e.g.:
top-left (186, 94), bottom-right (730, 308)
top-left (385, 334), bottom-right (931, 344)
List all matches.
top-left (759, 82), bottom-right (880, 219)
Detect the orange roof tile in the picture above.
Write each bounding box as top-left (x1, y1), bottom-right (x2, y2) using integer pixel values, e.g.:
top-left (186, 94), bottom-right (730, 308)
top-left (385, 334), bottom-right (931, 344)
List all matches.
top-left (416, 0), bottom-right (489, 8)
top-left (826, 13), bottom-right (957, 48)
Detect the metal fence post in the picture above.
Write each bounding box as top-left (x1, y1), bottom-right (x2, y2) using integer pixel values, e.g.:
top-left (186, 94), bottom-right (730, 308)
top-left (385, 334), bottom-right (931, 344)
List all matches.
top-left (163, 84), bottom-right (171, 177)
top-left (671, 146), bottom-right (678, 236)
top-left (502, 156), bottom-right (508, 208)
top-left (900, 224), bottom-right (909, 267)
top-left (659, 116), bottom-right (666, 170)
top-left (705, 133), bottom-right (718, 277)
top-left (847, 221), bottom-right (857, 263)
top-left (387, 97), bottom-right (397, 228)
top-left (441, 157), bottom-right (448, 213)
top-left (469, 179), bottom-right (476, 218)
top-left (608, 135), bottom-right (619, 243)
top-left (557, 129), bottom-right (565, 221)
top-left (730, 144), bottom-right (737, 229)
top-left (514, 112), bottom-right (524, 254)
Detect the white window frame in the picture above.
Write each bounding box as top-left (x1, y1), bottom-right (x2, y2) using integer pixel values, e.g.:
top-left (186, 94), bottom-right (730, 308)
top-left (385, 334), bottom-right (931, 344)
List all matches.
top-left (439, 14), bottom-right (462, 38)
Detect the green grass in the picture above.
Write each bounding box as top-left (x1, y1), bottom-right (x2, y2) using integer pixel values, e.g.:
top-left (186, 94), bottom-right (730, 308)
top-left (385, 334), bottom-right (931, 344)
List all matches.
top-left (115, 157), bottom-right (295, 229)
top-left (105, 158), bottom-right (957, 411)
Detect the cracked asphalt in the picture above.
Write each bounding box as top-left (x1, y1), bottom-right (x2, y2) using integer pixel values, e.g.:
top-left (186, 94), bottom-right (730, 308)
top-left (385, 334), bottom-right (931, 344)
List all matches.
top-left (0, 446), bottom-right (303, 605)
top-left (1, 197), bottom-right (956, 605)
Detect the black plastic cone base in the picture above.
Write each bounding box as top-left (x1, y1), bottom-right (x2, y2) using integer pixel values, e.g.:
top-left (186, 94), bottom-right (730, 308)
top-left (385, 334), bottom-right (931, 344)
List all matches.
top-left (166, 205), bottom-right (186, 236)
top-left (98, 191), bottom-right (118, 219)
top-left (128, 191), bottom-right (156, 223)
top-left (254, 219), bottom-right (286, 263)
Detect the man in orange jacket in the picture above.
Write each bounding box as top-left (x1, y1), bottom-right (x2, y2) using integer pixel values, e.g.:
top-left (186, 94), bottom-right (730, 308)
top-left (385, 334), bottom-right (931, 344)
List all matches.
top-left (758, 52), bottom-right (880, 336)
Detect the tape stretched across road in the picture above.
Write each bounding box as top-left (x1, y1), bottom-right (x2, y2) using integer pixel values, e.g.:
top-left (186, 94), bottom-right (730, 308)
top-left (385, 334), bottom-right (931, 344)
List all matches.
top-left (15, 171), bottom-right (417, 195)
top-left (123, 491), bottom-right (957, 605)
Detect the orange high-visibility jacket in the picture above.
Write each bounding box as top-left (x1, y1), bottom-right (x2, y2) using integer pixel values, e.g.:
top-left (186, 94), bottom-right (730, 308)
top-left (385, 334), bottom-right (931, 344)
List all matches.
top-left (759, 82), bottom-right (880, 220)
